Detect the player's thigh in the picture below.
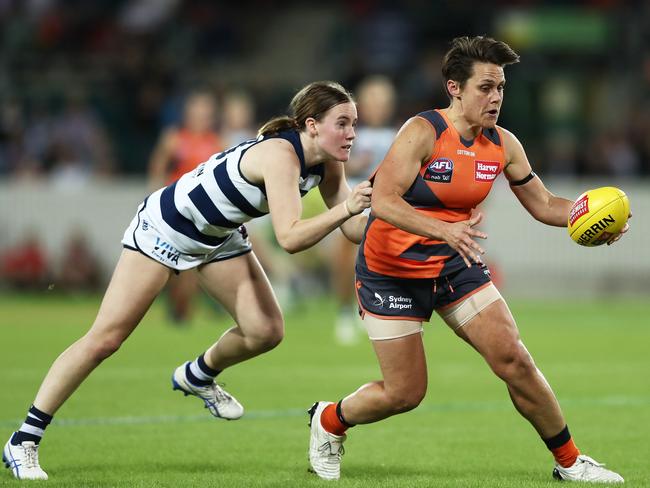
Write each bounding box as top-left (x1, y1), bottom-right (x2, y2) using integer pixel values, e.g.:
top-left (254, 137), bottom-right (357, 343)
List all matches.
top-left (197, 251), bottom-right (282, 331)
top-left (447, 298), bottom-right (522, 363)
top-left (168, 269), bottom-right (199, 294)
top-left (370, 320), bottom-right (427, 396)
top-left (91, 249), bottom-right (172, 337)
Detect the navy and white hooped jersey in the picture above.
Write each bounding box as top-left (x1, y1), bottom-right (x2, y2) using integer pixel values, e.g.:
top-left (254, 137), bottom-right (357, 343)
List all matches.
top-left (143, 130), bottom-right (324, 255)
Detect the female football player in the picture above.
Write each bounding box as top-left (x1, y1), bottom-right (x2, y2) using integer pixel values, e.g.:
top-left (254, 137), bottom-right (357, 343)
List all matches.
top-left (4, 81), bottom-right (371, 480)
top-left (308, 37), bottom-right (628, 484)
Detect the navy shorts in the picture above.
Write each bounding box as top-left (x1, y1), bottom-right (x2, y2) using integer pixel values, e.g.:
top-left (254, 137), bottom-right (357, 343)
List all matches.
top-left (355, 261), bottom-right (492, 322)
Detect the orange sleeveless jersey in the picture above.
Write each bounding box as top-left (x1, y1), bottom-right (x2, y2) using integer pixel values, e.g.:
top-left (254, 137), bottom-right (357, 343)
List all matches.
top-left (167, 128), bottom-right (223, 184)
top-left (360, 109), bottom-right (506, 279)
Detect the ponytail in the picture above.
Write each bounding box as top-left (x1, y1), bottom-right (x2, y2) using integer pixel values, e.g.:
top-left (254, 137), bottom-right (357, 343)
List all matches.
top-left (257, 81), bottom-right (354, 138)
top-left (258, 116), bottom-right (300, 137)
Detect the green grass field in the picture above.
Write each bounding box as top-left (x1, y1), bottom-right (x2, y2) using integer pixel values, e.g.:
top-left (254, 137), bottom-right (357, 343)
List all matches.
top-left (1, 293), bottom-right (649, 487)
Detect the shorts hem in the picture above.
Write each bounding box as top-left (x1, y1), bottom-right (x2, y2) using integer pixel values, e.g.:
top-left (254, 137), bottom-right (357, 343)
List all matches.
top-left (122, 245), bottom-right (180, 274)
top-left (204, 248), bottom-right (252, 265)
top-left (436, 281), bottom-right (492, 311)
top-left (368, 328), bottom-right (423, 341)
top-left (360, 308), bottom-right (429, 322)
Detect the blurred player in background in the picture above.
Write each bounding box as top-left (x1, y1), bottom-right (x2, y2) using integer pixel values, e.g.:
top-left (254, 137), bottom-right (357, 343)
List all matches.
top-left (220, 89), bottom-right (257, 147)
top-left (308, 37), bottom-right (628, 483)
top-left (3, 81), bottom-right (371, 480)
top-left (329, 75), bottom-right (398, 345)
top-left (218, 89), bottom-right (293, 304)
top-left (147, 91), bottom-right (223, 324)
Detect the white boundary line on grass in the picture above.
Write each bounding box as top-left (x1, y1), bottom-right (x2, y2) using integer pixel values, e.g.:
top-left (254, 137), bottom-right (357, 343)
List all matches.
top-left (1, 395), bottom-right (648, 429)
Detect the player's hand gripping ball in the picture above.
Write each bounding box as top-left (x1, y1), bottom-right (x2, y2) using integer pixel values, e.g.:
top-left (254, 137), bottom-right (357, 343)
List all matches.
top-left (568, 187), bottom-right (630, 246)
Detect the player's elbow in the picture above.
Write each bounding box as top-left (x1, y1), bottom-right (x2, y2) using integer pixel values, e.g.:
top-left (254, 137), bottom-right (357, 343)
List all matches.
top-left (277, 235), bottom-right (302, 254)
top-left (532, 208), bottom-right (562, 226)
top-left (370, 194), bottom-right (392, 221)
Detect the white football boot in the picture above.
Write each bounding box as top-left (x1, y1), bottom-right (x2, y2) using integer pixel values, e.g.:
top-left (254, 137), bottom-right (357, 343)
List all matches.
top-left (308, 401), bottom-right (346, 480)
top-left (3, 438), bottom-right (48, 480)
top-left (553, 454), bottom-right (624, 483)
top-left (172, 362), bottom-right (244, 420)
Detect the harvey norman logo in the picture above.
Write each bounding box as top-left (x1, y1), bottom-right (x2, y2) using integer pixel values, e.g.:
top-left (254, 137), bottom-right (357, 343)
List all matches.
top-left (474, 160), bottom-right (500, 182)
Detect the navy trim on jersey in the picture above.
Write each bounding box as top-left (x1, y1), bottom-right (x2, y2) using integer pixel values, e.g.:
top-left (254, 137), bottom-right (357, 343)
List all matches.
top-left (272, 130), bottom-right (306, 173)
top-left (403, 177), bottom-right (447, 208)
top-left (482, 127), bottom-right (501, 146)
top-left (271, 130), bottom-right (325, 181)
top-left (307, 162), bottom-right (325, 180)
top-left (236, 138), bottom-right (266, 190)
top-left (459, 136), bottom-right (474, 148)
top-left (213, 163), bottom-right (266, 218)
top-left (417, 110), bottom-right (448, 139)
top-left (188, 184), bottom-right (241, 228)
top-left (254, 130), bottom-right (324, 198)
top-left (161, 182), bottom-right (228, 246)
top-left (399, 242), bottom-right (456, 261)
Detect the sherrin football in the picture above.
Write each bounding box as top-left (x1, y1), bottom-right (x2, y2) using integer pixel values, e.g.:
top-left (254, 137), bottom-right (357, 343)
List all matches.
top-left (568, 187), bottom-right (630, 247)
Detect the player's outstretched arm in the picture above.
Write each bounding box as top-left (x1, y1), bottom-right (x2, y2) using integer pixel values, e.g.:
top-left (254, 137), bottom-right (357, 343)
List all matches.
top-left (263, 141), bottom-right (366, 253)
top-left (502, 128), bottom-right (573, 227)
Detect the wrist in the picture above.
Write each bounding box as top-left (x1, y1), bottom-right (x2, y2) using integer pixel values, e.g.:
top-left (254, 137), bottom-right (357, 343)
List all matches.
top-left (344, 200), bottom-right (354, 217)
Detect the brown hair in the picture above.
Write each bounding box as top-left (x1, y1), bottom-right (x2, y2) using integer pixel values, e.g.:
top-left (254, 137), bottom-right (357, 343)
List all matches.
top-left (258, 81), bottom-right (354, 137)
top-left (442, 36), bottom-right (520, 100)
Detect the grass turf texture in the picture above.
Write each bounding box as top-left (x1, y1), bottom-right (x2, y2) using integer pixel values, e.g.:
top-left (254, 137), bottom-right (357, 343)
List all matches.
top-left (0, 293), bottom-right (648, 487)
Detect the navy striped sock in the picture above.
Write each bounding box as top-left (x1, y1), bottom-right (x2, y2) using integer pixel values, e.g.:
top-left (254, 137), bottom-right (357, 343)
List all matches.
top-left (185, 353), bottom-right (222, 387)
top-left (11, 405), bottom-right (54, 445)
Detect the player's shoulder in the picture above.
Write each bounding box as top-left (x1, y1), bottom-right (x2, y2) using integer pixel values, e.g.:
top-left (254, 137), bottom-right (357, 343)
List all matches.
top-left (396, 114), bottom-right (437, 140)
top-left (256, 135), bottom-right (296, 155)
top-left (495, 124), bottom-right (518, 144)
top-left (250, 136), bottom-right (301, 171)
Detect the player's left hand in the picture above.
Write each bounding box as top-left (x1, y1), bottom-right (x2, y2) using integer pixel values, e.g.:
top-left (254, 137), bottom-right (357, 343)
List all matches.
top-left (607, 212), bottom-right (632, 246)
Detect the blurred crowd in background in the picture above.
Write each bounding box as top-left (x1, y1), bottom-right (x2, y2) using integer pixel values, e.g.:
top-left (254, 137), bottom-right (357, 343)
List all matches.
top-left (1, 1), bottom-right (649, 333)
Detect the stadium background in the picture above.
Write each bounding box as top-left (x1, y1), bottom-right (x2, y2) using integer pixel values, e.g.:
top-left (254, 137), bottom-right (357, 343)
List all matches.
top-left (0, 2), bottom-right (649, 486)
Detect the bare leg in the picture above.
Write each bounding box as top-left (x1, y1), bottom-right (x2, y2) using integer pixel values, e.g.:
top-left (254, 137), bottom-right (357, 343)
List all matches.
top-left (339, 325), bottom-right (428, 424)
top-left (33, 250), bottom-right (172, 414)
top-left (167, 270), bottom-right (200, 323)
top-left (196, 251), bottom-right (284, 370)
top-left (331, 234), bottom-right (358, 307)
top-left (446, 299), bottom-right (566, 438)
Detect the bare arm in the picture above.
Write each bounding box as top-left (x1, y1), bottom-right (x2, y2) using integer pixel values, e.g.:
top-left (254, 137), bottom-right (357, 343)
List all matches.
top-left (501, 128), bottom-right (572, 227)
top-left (262, 140), bottom-right (368, 254)
top-left (372, 117), bottom-right (487, 267)
top-left (147, 129), bottom-right (177, 191)
top-left (318, 160), bottom-right (372, 244)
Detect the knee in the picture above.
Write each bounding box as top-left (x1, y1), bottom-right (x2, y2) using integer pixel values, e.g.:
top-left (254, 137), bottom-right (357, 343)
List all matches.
top-left (490, 345), bottom-right (537, 383)
top-left (247, 317), bottom-right (285, 352)
top-left (385, 385), bottom-right (427, 415)
top-left (82, 332), bottom-right (124, 363)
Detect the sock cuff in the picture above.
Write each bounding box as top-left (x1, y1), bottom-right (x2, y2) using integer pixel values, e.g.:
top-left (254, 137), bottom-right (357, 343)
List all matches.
top-left (336, 400), bottom-right (354, 428)
top-left (543, 425), bottom-right (571, 450)
top-left (197, 354), bottom-right (221, 377)
top-left (29, 405), bottom-right (53, 425)
top-left (11, 431), bottom-right (42, 446)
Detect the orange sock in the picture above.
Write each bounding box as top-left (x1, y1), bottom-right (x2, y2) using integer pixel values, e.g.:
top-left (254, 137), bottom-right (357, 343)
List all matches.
top-left (320, 403), bottom-right (349, 436)
top-left (552, 438), bottom-right (580, 468)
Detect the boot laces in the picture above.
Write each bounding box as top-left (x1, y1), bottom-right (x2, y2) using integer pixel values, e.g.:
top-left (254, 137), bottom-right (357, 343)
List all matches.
top-left (21, 443), bottom-right (40, 469)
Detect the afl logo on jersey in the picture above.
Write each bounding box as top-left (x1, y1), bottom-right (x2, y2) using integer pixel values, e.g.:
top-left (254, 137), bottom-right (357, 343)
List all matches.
top-left (424, 158), bottom-right (453, 183)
